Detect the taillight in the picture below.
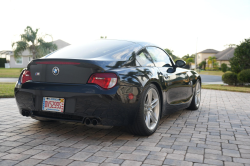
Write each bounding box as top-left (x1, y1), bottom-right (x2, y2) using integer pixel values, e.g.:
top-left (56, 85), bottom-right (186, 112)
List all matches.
top-left (88, 73), bottom-right (117, 89)
top-left (21, 70), bottom-right (32, 84)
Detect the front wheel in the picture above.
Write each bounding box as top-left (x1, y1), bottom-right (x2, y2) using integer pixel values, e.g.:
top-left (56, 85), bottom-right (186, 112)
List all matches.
top-left (127, 84), bottom-right (161, 136)
top-left (187, 80), bottom-right (201, 110)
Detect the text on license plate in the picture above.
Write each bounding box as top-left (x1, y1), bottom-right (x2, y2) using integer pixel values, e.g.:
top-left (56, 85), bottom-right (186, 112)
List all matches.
top-left (42, 97), bottom-right (65, 113)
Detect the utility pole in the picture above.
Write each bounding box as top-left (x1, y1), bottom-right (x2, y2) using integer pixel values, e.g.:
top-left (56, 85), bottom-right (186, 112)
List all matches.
top-left (195, 37), bottom-right (198, 72)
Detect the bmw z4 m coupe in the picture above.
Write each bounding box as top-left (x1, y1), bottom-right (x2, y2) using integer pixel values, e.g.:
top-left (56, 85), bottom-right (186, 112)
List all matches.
top-left (15, 39), bottom-right (201, 136)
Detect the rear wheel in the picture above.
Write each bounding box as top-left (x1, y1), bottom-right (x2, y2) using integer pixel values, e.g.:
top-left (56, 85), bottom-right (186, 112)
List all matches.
top-left (187, 80), bottom-right (201, 110)
top-left (127, 84), bottom-right (161, 136)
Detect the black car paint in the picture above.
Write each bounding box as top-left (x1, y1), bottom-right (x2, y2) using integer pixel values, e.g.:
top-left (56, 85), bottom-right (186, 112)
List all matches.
top-left (15, 40), bottom-right (201, 126)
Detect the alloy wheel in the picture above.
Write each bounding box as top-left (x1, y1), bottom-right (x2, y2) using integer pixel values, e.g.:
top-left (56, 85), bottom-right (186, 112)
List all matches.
top-left (144, 88), bottom-right (160, 130)
top-left (195, 81), bottom-right (201, 107)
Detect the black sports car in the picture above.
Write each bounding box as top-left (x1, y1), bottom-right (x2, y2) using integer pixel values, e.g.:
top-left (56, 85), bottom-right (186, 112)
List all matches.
top-left (15, 39), bottom-right (201, 136)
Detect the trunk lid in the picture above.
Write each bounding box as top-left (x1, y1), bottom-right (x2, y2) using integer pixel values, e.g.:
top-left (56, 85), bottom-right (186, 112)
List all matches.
top-left (28, 59), bottom-right (103, 84)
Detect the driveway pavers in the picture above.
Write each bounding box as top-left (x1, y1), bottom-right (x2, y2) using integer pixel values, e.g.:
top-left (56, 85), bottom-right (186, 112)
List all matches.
top-left (0, 89), bottom-right (250, 166)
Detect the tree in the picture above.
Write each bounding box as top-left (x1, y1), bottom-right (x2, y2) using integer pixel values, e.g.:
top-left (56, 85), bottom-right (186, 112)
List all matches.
top-left (199, 61), bottom-right (206, 70)
top-left (185, 58), bottom-right (194, 66)
top-left (12, 26), bottom-right (57, 60)
top-left (182, 54), bottom-right (195, 61)
top-left (230, 38), bottom-right (250, 73)
top-left (164, 48), bottom-right (180, 61)
top-left (100, 36), bottom-right (107, 39)
top-left (207, 56), bottom-right (217, 69)
top-left (221, 63), bottom-right (228, 73)
top-left (224, 44), bottom-right (236, 48)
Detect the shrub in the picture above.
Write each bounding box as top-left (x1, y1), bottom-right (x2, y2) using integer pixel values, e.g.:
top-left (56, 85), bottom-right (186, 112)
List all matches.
top-left (213, 67), bottom-right (219, 71)
top-left (205, 67), bottom-right (212, 71)
top-left (0, 58), bottom-right (7, 67)
top-left (221, 63), bottom-right (228, 73)
top-left (238, 69), bottom-right (250, 83)
top-left (222, 72), bottom-right (238, 85)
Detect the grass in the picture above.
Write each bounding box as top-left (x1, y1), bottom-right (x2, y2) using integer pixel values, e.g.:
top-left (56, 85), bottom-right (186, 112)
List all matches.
top-left (198, 70), bottom-right (224, 76)
top-left (202, 84), bottom-right (250, 93)
top-left (0, 68), bottom-right (23, 78)
top-left (0, 83), bottom-right (15, 98)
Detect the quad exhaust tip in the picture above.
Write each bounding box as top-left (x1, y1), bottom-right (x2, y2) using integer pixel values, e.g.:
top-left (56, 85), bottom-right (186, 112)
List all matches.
top-left (84, 118), bottom-right (99, 126)
top-left (85, 118), bottom-right (91, 125)
top-left (92, 119), bottom-right (98, 126)
top-left (22, 110), bottom-right (31, 117)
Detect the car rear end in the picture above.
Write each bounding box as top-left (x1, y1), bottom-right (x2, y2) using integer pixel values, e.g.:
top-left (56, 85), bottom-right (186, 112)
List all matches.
top-left (15, 59), bottom-right (140, 126)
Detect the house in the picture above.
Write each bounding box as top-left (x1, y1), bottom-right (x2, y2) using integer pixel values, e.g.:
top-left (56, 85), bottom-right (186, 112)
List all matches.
top-left (0, 39), bottom-right (70, 68)
top-left (214, 47), bottom-right (235, 67)
top-left (197, 49), bottom-right (219, 65)
top-left (197, 47), bottom-right (235, 68)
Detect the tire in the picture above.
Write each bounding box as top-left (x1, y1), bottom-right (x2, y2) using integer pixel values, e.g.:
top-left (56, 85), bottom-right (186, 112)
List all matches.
top-left (127, 84), bottom-right (161, 136)
top-left (187, 80), bottom-right (201, 110)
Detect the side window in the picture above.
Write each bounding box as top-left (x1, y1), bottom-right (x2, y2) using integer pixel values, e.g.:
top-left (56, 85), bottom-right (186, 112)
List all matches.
top-left (146, 47), bottom-right (172, 67)
top-left (136, 50), bottom-right (155, 67)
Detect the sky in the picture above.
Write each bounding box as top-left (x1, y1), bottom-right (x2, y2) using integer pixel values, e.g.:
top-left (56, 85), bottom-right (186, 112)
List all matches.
top-left (0, 0), bottom-right (250, 58)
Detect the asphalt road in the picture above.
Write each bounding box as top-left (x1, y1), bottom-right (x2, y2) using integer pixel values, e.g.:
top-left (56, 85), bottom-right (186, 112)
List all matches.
top-left (200, 74), bottom-right (223, 84)
top-left (0, 78), bottom-right (18, 83)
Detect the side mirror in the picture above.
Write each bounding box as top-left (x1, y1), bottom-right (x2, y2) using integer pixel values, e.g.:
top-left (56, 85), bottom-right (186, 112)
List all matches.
top-left (167, 68), bottom-right (175, 73)
top-left (175, 60), bottom-right (186, 67)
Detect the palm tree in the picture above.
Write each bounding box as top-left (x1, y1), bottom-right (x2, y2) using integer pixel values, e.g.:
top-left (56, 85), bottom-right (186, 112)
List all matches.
top-left (208, 56), bottom-right (217, 69)
top-left (199, 61), bottom-right (206, 70)
top-left (185, 58), bottom-right (194, 66)
top-left (12, 26), bottom-right (57, 60)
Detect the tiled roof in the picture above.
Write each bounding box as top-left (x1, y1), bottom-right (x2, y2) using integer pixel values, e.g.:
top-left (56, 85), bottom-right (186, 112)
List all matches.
top-left (198, 49), bottom-right (219, 53)
top-left (53, 39), bottom-right (70, 50)
top-left (215, 47), bottom-right (235, 60)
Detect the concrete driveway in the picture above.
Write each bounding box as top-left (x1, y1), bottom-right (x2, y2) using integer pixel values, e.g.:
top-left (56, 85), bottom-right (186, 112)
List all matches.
top-left (0, 89), bottom-right (250, 165)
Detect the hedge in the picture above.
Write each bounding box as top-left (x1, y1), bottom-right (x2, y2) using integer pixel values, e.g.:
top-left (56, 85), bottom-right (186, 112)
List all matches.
top-left (238, 69), bottom-right (250, 83)
top-left (222, 71), bottom-right (238, 85)
top-left (0, 58), bottom-right (7, 67)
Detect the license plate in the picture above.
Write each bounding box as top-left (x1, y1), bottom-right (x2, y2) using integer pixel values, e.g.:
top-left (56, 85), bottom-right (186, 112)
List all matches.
top-left (42, 97), bottom-right (65, 113)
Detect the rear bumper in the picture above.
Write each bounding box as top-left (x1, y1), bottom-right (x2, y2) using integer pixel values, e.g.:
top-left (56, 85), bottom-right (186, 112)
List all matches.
top-left (15, 82), bottom-right (141, 126)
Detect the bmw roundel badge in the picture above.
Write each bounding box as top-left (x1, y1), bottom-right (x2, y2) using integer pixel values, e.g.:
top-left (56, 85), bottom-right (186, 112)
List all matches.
top-left (52, 66), bottom-right (59, 76)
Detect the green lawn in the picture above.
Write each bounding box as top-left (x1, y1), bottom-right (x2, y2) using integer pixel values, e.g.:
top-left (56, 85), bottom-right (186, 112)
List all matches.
top-left (0, 83), bottom-right (15, 98)
top-left (0, 68), bottom-right (23, 78)
top-left (202, 84), bottom-right (250, 93)
top-left (198, 70), bottom-right (224, 76)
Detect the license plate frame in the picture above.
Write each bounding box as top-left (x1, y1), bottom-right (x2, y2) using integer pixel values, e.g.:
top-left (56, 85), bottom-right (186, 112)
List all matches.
top-left (42, 97), bottom-right (65, 113)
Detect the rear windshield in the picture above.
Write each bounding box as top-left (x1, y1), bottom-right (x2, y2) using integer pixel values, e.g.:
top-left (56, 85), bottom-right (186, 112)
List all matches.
top-left (45, 40), bottom-right (135, 59)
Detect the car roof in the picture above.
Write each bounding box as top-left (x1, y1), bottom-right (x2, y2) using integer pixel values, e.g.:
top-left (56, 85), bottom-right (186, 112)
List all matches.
top-left (102, 39), bottom-right (157, 48)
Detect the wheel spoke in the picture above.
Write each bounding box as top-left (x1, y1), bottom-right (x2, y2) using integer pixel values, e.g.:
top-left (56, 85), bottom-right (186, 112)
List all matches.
top-left (151, 99), bottom-right (159, 109)
top-left (149, 110), bottom-right (157, 123)
top-left (147, 89), bottom-right (152, 104)
top-left (145, 112), bottom-right (150, 128)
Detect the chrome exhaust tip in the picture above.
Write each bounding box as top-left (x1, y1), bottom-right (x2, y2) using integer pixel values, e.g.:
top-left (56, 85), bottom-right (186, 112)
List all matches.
top-left (85, 118), bottom-right (91, 125)
top-left (92, 119), bottom-right (98, 126)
